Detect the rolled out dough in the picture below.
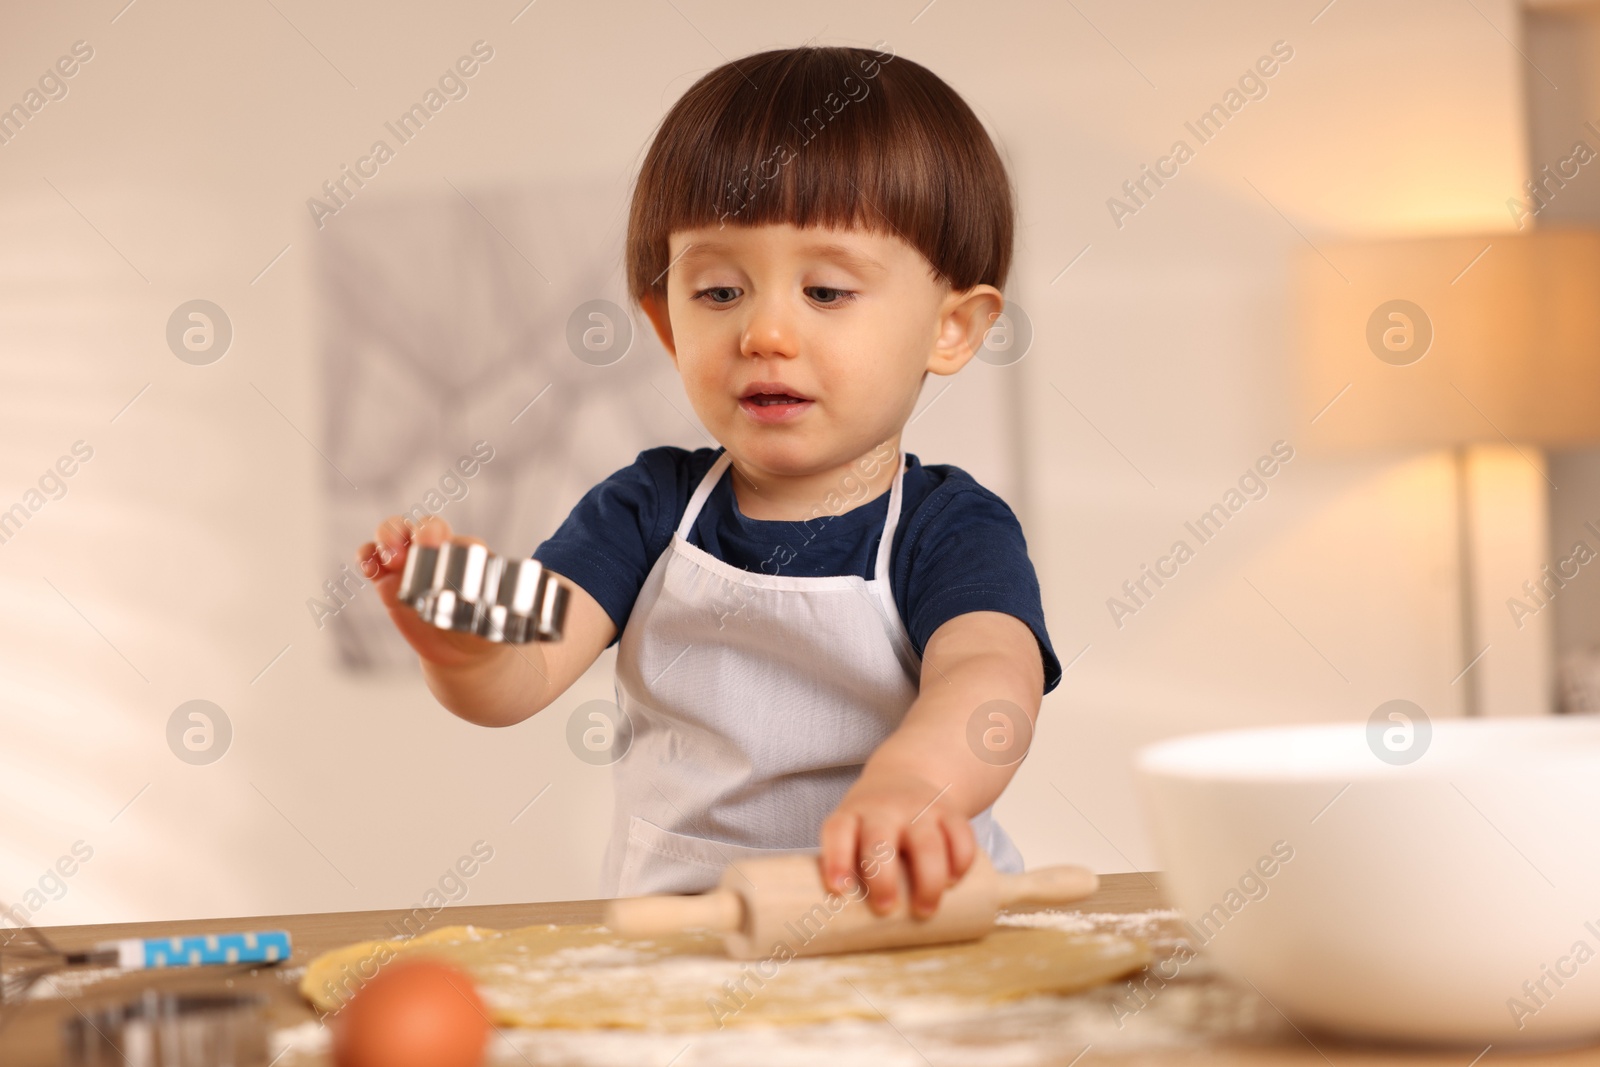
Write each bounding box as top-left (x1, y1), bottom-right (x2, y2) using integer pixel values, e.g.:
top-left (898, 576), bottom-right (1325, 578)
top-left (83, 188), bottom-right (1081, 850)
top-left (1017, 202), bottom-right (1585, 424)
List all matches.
top-left (300, 921), bottom-right (1152, 1030)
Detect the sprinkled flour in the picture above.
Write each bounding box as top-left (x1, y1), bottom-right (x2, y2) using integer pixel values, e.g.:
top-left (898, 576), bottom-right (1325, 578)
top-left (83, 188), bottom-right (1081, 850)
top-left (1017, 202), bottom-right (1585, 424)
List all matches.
top-left (999, 908), bottom-right (1185, 938)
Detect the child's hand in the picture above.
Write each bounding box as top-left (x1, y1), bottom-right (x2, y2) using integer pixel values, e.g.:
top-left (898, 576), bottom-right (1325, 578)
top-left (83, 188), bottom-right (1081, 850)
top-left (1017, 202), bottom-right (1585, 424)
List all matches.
top-left (356, 514), bottom-right (502, 669)
top-left (819, 770), bottom-right (979, 919)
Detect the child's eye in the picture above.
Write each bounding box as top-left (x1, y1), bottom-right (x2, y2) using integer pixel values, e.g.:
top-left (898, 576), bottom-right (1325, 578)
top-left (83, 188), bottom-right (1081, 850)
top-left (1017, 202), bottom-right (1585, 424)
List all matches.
top-left (691, 286), bottom-right (857, 306)
top-left (693, 286), bottom-right (741, 305)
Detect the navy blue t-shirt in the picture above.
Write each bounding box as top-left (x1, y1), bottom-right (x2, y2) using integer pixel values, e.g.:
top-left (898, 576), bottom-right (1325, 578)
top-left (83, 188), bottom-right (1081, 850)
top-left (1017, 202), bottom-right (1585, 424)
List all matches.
top-left (532, 446), bottom-right (1062, 695)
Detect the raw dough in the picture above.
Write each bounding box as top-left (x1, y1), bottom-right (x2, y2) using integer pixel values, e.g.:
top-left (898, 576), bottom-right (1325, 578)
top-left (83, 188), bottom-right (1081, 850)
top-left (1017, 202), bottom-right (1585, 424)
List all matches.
top-left (300, 921), bottom-right (1152, 1030)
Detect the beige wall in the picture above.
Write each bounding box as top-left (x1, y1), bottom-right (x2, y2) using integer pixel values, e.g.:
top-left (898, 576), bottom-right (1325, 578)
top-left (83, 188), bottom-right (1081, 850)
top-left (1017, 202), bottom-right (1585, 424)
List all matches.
top-left (0, 0), bottom-right (1530, 924)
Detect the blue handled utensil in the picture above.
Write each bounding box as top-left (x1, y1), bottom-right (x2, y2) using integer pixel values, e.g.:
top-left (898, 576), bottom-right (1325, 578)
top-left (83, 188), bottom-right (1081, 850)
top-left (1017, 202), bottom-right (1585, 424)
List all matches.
top-left (96, 931), bottom-right (292, 970)
top-left (1, 923), bottom-right (292, 1003)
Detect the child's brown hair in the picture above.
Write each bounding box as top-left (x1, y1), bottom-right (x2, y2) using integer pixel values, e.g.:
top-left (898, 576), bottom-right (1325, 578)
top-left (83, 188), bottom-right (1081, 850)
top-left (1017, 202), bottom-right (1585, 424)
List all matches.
top-left (625, 44), bottom-right (1014, 309)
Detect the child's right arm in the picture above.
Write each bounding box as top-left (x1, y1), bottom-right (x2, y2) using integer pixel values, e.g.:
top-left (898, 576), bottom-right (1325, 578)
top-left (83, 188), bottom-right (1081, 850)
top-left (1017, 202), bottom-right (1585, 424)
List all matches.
top-left (357, 514), bottom-right (618, 728)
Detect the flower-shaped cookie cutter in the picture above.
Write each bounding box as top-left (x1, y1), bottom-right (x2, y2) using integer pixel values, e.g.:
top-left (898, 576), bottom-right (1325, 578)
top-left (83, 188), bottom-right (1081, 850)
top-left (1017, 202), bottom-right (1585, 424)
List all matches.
top-left (397, 542), bottom-right (568, 643)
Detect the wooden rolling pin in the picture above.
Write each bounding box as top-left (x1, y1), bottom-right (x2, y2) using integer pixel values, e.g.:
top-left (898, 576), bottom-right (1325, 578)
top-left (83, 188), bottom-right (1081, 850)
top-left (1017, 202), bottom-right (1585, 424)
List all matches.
top-left (603, 852), bottom-right (1098, 959)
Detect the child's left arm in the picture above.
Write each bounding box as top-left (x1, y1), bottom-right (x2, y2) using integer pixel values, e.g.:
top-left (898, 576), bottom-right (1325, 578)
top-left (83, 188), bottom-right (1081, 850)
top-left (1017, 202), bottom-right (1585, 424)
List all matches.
top-left (819, 608), bottom-right (1045, 917)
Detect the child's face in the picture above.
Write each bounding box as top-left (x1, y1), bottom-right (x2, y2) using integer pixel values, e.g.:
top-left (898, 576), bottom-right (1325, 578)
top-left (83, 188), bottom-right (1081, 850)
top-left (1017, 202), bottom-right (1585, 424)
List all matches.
top-left (642, 222), bottom-right (1001, 477)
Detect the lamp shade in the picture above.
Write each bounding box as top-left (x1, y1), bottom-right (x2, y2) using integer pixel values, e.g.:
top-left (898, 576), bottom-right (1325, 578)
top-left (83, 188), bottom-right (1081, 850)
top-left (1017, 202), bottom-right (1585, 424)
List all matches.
top-left (1295, 228), bottom-right (1600, 451)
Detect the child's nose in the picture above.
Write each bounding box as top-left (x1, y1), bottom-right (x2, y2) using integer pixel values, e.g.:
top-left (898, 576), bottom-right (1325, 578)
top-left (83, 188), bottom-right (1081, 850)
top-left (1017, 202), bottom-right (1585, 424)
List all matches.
top-left (738, 293), bottom-right (801, 360)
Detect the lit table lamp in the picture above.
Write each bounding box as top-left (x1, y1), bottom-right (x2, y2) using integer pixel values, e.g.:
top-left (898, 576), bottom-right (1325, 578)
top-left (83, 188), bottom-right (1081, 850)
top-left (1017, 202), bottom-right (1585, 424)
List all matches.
top-left (1294, 228), bottom-right (1600, 716)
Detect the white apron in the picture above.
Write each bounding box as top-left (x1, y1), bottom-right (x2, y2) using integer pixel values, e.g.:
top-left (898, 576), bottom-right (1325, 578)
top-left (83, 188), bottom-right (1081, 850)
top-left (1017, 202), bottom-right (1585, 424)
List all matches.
top-left (598, 446), bottom-right (1024, 897)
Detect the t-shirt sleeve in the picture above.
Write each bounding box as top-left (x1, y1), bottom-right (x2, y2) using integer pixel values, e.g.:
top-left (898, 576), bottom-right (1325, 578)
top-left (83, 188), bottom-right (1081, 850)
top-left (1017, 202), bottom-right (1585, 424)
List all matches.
top-left (531, 448), bottom-right (680, 649)
top-left (900, 480), bottom-right (1064, 696)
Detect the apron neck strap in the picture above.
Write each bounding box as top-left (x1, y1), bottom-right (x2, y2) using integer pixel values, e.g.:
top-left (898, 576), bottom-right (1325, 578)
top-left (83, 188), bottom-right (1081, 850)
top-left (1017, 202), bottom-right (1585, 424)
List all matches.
top-left (676, 447), bottom-right (909, 562)
top-left (677, 449), bottom-right (734, 539)
top-left (873, 450), bottom-right (908, 585)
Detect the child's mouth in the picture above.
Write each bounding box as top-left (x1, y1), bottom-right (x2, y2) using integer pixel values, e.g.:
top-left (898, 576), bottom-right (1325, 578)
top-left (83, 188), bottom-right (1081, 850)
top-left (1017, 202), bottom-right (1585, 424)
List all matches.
top-left (739, 394), bottom-right (813, 422)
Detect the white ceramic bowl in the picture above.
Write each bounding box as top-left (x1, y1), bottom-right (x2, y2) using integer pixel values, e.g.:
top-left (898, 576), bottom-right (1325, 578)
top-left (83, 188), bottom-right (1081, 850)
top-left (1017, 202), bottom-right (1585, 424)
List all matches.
top-left (1134, 716), bottom-right (1600, 1047)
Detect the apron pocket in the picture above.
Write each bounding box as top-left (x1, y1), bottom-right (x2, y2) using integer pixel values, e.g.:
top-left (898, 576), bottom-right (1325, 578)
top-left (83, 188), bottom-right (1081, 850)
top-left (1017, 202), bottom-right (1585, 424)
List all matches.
top-left (615, 815), bottom-right (816, 897)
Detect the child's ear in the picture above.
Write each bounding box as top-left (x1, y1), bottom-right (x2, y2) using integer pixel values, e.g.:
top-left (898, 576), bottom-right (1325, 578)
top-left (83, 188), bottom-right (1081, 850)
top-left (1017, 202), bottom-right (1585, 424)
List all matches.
top-left (928, 284), bottom-right (1005, 375)
top-left (640, 291), bottom-right (678, 361)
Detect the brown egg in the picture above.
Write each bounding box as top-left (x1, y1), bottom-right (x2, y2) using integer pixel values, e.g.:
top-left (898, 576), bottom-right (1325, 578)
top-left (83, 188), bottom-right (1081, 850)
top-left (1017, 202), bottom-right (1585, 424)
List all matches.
top-left (332, 957), bottom-right (491, 1067)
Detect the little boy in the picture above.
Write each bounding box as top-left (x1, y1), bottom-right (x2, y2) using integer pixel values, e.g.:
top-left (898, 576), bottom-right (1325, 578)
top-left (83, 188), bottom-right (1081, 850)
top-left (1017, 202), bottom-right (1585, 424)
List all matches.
top-left (360, 44), bottom-right (1064, 918)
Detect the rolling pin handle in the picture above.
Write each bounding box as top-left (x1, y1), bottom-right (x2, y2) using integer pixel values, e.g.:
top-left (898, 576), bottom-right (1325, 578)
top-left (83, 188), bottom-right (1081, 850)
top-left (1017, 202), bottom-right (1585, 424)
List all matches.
top-left (604, 887), bottom-right (744, 938)
top-left (995, 864), bottom-right (1099, 908)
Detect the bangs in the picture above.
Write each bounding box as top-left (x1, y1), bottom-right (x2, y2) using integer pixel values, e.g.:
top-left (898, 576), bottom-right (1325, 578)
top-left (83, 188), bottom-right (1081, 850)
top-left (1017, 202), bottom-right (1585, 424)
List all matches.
top-left (626, 45), bottom-right (1013, 305)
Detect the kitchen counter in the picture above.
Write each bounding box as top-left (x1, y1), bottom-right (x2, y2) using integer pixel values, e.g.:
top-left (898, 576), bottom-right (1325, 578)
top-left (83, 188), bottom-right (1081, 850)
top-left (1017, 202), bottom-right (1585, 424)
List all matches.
top-left (2, 873), bottom-right (1593, 1065)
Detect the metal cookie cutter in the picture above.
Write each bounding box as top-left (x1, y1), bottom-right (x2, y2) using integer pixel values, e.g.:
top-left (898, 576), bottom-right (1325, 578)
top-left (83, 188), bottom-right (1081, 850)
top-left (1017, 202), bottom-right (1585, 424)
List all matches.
top-left (397, 542), bottom-right (568, 643)
top-left (62, 990), bottom-right (269, 1067)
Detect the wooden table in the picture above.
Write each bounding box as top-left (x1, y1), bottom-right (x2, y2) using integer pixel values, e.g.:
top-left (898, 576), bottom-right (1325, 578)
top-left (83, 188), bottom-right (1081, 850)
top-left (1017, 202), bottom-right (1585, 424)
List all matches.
top-left (3, 874), bottom-right (1596, 1065)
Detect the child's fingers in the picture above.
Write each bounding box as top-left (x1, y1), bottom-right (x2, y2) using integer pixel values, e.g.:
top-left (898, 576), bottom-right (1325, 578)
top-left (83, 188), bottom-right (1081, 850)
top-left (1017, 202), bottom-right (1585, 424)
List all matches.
top-left (903, 817), bottom-right (950, 918)
top-left (819, 810), bottom-right (860, 895)
top-left (412, 513), bottom-right (454, 547)
top-left (358, 532), bottom-right (408, 611)
top-left (373, 515), bottom-right (416, 570)
top-left (355, 541), bottom-right (384, 581)
top-left (856, 816), bottom-right (903, 915)
top-left (941, 811), bottom-right (979, 881)
top-left (359, 515), bottom-right (507, 669)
